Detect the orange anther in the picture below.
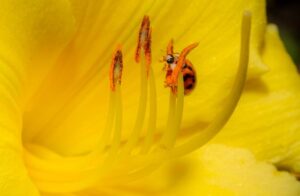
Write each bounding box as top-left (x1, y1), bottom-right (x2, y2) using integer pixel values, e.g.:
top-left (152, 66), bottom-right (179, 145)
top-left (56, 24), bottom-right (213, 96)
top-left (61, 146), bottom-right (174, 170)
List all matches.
top-left (167, 39), bottom-right (174, 55)
top-left (135, 15), bottom-right (152, 76)
top-left (171, 43), bottom-right (198, 86)
top-left (110, 46), bottom-right (123, 91)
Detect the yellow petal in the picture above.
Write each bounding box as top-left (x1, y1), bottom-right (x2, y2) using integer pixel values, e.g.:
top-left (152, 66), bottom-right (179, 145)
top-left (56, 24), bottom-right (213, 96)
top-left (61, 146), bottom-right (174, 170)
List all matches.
top-left (0, 0), bottom-right (75, 61)
top-left (1, 0), bottom-right (75, 143)
top-left (212, 24), bottom-right (300, 171)
top-left (0, 45), bottom-right (39, 196)
top-left (91, 144), bottom-right (300, 196)
top-left (0, 0), bottom-right (75, 101)
top-left (0, 0), bottom-right (77, 194)
top-left (165, 145), bottom-right (300, 196)
top-left (24, 0), bottom-right (267, 155)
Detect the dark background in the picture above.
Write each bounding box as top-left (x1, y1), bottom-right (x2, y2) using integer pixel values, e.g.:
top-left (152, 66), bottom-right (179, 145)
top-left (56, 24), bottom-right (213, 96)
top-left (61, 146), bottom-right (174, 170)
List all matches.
top-left (267, 0), bottom-right (300, 68)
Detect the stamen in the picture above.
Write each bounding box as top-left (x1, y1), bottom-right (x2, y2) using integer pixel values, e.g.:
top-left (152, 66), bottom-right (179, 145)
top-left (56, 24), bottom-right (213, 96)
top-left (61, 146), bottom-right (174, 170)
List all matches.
top-left (135, 15), bottom-right (152, 76)
top-left (98, 47), bottom-right (124, 167)
top-left (97, 47), bottom-right (123, 152)
top-left (122, 15), bottom-right (152, 155)
top-left (170, 11), bottom-right (252, 157)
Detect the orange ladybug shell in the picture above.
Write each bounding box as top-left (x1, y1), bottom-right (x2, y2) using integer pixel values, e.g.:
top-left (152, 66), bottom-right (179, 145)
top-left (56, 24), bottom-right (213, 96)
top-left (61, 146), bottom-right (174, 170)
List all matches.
top-left (181, 60), bottom-right (196, 95)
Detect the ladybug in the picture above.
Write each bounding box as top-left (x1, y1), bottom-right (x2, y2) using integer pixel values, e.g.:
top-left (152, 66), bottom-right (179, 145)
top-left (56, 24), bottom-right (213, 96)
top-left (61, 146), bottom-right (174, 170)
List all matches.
top-left (163, 40), bottom-right (198, 95)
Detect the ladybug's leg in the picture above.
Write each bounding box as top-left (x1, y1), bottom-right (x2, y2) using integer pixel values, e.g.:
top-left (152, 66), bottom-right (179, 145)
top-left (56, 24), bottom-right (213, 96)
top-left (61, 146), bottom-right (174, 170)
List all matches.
top-left (162, 63), bottom-right (169, 72)
top-left (164, 75), bottom-right (173, 86)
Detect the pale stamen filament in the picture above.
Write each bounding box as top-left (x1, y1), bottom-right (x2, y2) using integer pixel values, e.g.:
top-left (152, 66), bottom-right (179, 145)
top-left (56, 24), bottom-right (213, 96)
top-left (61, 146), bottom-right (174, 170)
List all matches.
top-left (120, 54), bottom-right (148, 155)
top-left (95, 89), bottom-right (116, 152)
top-left (161, 71), bottom-right (184, 149)
top-left (109, 85), bottom-right (123, 154)
top-left (141, 67), bottom-right (157, 154)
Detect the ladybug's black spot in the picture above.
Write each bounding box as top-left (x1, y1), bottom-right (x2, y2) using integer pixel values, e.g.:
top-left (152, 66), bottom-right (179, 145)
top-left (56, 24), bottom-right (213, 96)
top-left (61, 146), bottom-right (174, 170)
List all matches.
top-left (186, 66), bottom-right (194, 72)
top-left (186, 83), bottom-right (194, 90)
top-left (183, 74), bottom-right (193, 81)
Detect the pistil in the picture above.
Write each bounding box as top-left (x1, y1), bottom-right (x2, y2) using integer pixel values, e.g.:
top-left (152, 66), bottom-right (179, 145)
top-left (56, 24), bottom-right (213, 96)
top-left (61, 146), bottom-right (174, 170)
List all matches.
top-left (170, 11), bottom-right (252, 157)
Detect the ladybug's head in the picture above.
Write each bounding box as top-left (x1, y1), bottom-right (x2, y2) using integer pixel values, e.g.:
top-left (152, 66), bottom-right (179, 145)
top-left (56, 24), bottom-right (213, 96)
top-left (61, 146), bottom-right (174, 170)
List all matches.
top-left (166, 54), bottom-right (175, 64)
top-left (163, 53), bottom-right (179, 70)
top-left (165, 53), bottom-right (179, 63)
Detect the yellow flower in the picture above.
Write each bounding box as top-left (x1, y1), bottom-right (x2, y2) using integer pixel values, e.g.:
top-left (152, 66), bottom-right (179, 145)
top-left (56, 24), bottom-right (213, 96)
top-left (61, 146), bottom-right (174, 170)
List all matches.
top-left (0, 0), bottom-right (299, 195)
top-left (137, 25), bottom-right (300, 196)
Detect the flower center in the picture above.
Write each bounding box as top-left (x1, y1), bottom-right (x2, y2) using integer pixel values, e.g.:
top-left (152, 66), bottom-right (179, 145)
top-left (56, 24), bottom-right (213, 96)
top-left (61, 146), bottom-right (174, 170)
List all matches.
top-left (23, 12), bottom-right (251, 193)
